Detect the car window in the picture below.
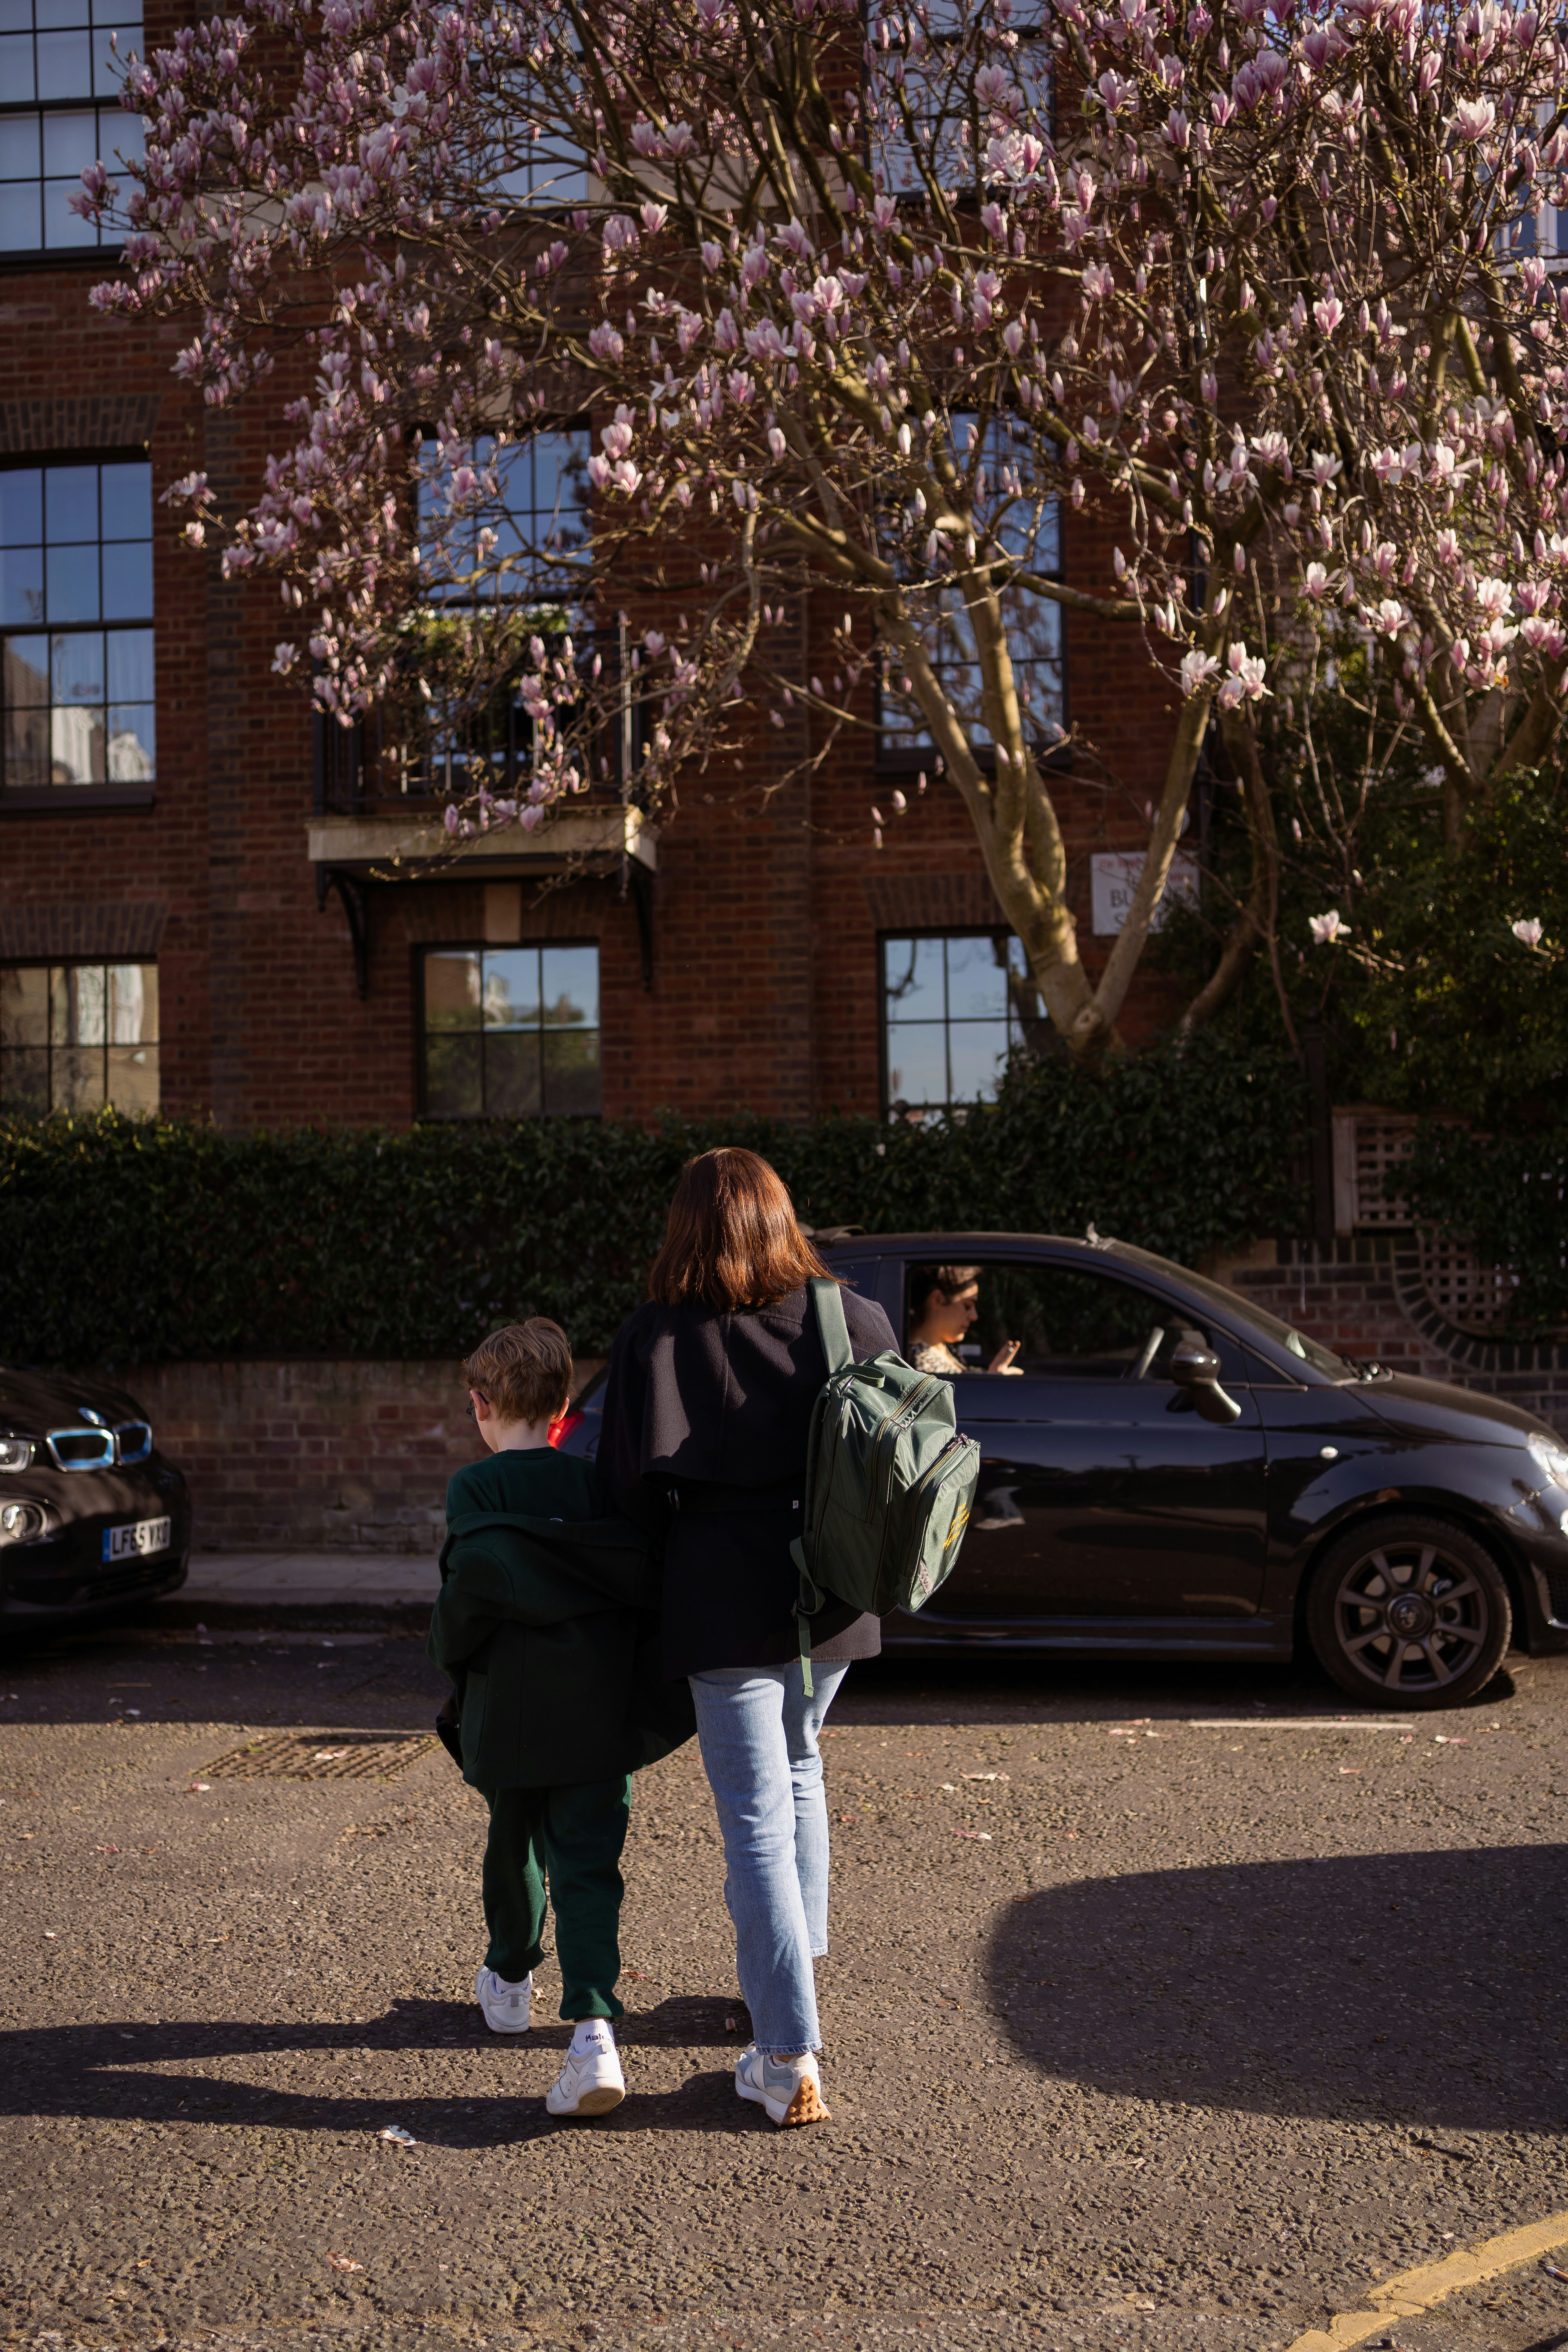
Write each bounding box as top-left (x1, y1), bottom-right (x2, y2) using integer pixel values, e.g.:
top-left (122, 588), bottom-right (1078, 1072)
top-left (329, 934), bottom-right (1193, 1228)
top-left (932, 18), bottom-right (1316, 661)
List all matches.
top-left (901, 1259), bottom-right (1252, 1383)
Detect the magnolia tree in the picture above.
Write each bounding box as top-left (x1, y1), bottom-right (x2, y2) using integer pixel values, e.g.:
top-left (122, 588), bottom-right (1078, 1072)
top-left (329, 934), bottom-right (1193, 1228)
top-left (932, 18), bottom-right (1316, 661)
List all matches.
top-left (81, 0), bottom-right (1568, 1056)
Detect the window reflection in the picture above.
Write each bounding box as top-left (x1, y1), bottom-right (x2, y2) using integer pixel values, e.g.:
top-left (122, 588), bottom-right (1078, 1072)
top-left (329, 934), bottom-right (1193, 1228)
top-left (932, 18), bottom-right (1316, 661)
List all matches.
top-left (0, 958), bottom-right (158, 1112)
top-left (421, 943), bottom-right (601, 1118)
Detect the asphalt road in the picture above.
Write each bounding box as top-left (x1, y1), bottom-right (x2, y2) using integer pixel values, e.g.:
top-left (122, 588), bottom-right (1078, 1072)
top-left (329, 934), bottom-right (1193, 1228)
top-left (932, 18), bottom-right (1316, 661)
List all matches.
top-left (1, 1612), bottom-right (1565, 2352)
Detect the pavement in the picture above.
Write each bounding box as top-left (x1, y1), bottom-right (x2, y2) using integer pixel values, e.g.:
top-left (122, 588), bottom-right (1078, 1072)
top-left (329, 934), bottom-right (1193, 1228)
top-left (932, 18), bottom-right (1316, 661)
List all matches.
top-left (1, 1579), bottom-right (1566, 2352)
top-left (180, 1553), bottom-right (442, 1611)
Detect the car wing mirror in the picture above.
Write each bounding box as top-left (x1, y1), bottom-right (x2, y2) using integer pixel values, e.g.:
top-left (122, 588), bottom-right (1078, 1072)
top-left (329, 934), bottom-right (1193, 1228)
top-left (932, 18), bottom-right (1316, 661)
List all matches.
top-left (1169, 1335), bottom-right (1243, 1425)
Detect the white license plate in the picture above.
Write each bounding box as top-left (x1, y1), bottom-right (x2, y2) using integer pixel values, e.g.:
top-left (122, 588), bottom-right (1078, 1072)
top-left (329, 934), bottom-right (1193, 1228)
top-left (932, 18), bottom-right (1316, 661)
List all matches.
top-left (102, 1515), bottom-right (172, 1564)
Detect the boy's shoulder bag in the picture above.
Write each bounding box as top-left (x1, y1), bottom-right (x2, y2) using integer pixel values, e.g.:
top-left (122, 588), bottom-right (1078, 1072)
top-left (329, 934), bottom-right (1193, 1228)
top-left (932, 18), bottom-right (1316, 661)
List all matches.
top-left (789, 1276), bottom-right (981, 1691)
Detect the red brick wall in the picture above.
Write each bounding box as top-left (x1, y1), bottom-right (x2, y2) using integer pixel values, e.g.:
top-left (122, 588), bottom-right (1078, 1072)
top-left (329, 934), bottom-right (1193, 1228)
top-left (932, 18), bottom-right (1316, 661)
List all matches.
top-left (123, 1355), bottom-right (606, 1553)
top-left (1210, 1236), bottom-right (1568, 1439)
top-left (0, 222), bottom-right (1186, 1132)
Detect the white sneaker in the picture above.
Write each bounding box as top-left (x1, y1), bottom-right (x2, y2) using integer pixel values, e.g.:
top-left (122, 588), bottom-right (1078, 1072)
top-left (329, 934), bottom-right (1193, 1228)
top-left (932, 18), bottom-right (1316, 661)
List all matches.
top-left (545, 2034), bottom-right (626, 2118)
top-left (475, 1966), bottom-right (532, 2033)
top-left (735, 2044), bottom-right (830, 2127)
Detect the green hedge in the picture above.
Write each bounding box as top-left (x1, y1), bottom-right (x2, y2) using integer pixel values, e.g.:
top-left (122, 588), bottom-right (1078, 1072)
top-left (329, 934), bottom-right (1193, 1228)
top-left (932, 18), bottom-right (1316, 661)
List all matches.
top-left (0, 1037), bottom-right (1307, 1366)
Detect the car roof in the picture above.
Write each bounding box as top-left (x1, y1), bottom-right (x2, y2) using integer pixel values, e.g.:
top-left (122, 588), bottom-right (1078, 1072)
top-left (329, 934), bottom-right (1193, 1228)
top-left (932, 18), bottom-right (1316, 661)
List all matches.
top-left (820, 1232), bottom-right (1095, 1253)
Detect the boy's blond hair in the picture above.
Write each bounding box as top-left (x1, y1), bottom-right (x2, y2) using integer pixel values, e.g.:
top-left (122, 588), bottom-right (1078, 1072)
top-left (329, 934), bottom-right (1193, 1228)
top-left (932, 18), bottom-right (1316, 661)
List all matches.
top-left (463, 1318), bottom-right (573, 1427)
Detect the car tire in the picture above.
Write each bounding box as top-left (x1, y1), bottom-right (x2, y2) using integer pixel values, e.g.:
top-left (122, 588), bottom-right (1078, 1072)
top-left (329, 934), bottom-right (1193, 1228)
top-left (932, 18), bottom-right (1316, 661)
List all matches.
top-left (1305, 1513), bottom-right (1512, 1711)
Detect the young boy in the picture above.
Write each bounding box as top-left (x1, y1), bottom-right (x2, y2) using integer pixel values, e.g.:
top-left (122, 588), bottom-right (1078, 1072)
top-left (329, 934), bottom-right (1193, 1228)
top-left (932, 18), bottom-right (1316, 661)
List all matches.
top-left (430, 1318), bottom-right (667, 2119)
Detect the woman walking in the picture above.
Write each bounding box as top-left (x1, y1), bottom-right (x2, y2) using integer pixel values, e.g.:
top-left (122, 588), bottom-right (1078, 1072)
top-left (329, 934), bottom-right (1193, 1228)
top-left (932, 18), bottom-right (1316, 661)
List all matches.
top-left (598, 1147), bottom-right (898, 2128)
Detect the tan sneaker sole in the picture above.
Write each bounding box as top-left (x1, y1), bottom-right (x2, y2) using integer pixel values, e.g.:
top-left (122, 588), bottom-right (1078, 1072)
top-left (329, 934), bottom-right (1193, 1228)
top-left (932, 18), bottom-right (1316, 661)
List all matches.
top-left (778, 2074), bottom-right (830, 2127)
top-left (570, 2083), bottom-right (626, 2117)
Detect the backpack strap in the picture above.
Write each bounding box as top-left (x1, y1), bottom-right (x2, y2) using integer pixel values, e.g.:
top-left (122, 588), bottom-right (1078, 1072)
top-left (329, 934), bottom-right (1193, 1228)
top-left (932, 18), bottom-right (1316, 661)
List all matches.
top-left (809, 1276), bottom-right (854, 1375)
top-left (793, 1278), bottom-right (853, 1699)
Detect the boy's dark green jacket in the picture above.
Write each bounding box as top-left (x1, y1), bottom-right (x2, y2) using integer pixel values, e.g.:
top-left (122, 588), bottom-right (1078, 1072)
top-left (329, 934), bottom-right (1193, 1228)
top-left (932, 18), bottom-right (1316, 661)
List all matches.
top-left (428, 1486), bottom-right (695, 1790)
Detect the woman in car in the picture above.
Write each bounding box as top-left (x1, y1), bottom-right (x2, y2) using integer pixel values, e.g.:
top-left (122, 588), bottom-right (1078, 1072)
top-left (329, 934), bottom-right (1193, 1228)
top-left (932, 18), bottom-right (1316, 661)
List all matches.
top-left (597, 1147), bottom-right (898, 2130)
top-left (907, 1263), bottom-right (1021, 1375)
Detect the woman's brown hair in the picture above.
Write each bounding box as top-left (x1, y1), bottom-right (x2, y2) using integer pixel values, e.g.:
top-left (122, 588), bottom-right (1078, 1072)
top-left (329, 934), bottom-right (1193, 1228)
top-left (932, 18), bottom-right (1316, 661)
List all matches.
top-left (647, 1147), bottom-right (837, 1312)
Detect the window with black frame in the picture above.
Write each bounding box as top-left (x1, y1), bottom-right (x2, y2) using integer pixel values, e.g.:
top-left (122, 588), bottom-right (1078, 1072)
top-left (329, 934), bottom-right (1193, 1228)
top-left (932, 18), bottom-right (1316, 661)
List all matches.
top-left (1, 458), bottom-right (154, 795)
top-left (0, 0), bottom-right (143, 253)
top-left (420, 942), bottom-right (601, 1119)
top-left (879, 414), bottom-right (1063, 759)
top-left (871, 0), bottom-right (1050, 203)
top-left (882, 930), bottom-right (1045, 1117)
top-left (0, 958), bottom-right (158, 1111)
top-left (408, 426), bottom-right (592, 800)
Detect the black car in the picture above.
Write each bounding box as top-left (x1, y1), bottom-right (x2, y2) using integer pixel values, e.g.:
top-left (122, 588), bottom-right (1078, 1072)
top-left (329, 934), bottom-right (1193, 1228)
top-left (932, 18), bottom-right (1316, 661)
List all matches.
top-left (560, 1231), bottom-right (1568, 1710)
top-left (0, 1368), bottom-right (190, 1622)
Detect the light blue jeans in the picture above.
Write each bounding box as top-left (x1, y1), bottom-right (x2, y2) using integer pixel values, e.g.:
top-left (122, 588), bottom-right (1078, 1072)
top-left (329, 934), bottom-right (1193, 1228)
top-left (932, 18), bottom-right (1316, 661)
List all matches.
top-left (688, 1658), bottom-right (850, 2056)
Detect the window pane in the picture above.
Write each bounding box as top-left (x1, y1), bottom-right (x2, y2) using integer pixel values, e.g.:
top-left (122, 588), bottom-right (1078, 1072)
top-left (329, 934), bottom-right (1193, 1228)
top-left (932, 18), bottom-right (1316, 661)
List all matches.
top-left (100, 461), bottom-right (150, 540)
top-left (44, 463), bottom-right (97, 541)
top-left (5, 633), bottom-right (47, 702)
top-left (885, 1022), bottom-right (948, 1109)
top-left (38, 0), bottom-right (95, 27)
top-left (0, 546), bottom-right (43, 628)
top-left (36, 27), bottom-right (92, 94)
top-left (0, 32), bottom-right (35, 99)
top-left (945, 933), bottom-right (1008, 1019)
top-left (542, 1027), bottom-right (600, 1116)
top-left (424, 949), bottom-right (482, 1030)
top-left (0, 114), bottom-right (40, 178)
top-left (0, 181), bottom-right (42, 249)
top-left (46, 542), bottom-right (98, 621)
top-left (49, 704), bottom-right (103, 782)
top-left (101, 537), bottom-right (151, 620)
top-left (42, 108), bottom-right (97, 174)
top-left (3, 701), bottom-right (48, 788)
top-left (0, 1045), bottom-right (49, 1110)
top-left (882, 935), bottom-right (946, 1023)
top-left (481, 947), bottom-right (539, 1030)
top-left (0, 472), bottom-right (42, 545)
top-left (59, 961), bottom-right (106, 1045)
top-left (483, 1029), bottom-right (542, 1117)
top-left (105, 624), bottom-right (152, 699)
top-left (423, 1031), bottom-right (482, 1117)
top-left (43, 177), bottom-right (99, 246)
top-left (0, 964), bottom-right (49, 1046)
top-left (53, 628), bottom-right (103, 699)
top-left (105, 1040), bottom-right (157, 1111)
top-left (101, 105), bottom-right (144, 163)
top-left (105, 703), bottom-right (153, 778)
top-left (971, 1265), bottom-right (1165, 1379)
top-left (946, 1019), bottom-right (1011, 1103)
top-left (541, 943), bottom-right (598, 1030)
top-left (106, 961), bottom-right (154, 1043)
top-left (52, 1044), bottom-right (104, 1110)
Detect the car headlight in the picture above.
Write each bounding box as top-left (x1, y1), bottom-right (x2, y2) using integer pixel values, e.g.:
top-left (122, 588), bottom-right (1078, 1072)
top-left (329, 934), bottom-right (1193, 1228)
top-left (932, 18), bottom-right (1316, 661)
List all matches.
top-left (0, 1437), bottom-right (32, 1472)
top-left (1526, 1432), bottom-right (1568, 1489)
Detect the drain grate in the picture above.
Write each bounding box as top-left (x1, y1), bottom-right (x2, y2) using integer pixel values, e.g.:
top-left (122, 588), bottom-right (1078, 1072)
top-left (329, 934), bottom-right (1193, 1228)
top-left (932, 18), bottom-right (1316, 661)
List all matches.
top-left (202, 1730), bottom-right (437, 1781)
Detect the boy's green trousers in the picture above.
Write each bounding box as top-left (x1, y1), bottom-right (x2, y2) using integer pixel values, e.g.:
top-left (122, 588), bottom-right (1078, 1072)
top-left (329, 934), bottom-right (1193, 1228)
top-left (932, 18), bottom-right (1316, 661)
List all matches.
top-left (478, 1775), bottom-right (631, 2021)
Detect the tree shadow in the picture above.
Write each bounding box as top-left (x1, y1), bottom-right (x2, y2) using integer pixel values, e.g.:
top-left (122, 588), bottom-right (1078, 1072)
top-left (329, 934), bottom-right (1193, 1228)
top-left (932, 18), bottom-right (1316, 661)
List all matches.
top-left (988, 1844), bottom-right (1568, 2132)
top-left (0, 1994), bottom-right (760, 2147)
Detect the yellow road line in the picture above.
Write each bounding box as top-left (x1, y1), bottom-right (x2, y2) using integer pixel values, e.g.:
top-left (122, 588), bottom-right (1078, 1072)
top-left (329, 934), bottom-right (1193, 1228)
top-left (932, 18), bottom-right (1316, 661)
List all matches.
top-left (1285, 2211), bottom-right (1568, 2352)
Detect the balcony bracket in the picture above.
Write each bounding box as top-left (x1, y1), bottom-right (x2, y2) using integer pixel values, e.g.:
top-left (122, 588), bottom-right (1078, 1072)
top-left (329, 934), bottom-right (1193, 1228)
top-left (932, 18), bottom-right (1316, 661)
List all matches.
top-left (623, 855), bottom-right (655, 993)
top-left (317, 865), bottom-right (371, 1000)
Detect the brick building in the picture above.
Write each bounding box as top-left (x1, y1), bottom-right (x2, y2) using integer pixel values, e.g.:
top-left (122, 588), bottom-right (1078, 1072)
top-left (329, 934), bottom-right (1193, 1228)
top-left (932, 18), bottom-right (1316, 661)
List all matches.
top-left (0, 19), bottom-right (1186, 1133)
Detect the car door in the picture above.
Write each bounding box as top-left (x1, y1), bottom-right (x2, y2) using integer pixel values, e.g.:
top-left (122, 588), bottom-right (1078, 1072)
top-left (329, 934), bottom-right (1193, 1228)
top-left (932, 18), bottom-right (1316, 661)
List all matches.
top-left (912, 1256), bottom-right (1269, 1622)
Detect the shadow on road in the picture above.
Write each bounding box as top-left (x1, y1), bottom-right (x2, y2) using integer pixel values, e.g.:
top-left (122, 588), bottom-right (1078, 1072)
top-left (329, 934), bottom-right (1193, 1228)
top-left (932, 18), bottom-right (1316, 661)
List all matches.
top-left (989, 1842), bottom-right (1568, 2134)
top-left (0, 1994), bottom-right (763, 2146)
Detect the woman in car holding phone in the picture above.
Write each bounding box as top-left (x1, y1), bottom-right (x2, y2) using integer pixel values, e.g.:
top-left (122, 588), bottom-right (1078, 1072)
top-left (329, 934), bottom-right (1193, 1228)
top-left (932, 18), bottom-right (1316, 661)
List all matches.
top-left (906, 1264), bottom-right (1022, 1376)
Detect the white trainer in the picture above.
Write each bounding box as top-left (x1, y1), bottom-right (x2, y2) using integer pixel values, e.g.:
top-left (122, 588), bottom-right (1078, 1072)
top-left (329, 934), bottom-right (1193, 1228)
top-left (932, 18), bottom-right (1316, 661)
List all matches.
top-left (474, 1966), bottom-right (532, 2033)
top-left (545, 2034), bottom-right (626, 2118)
top-left (735, 2044), bottom-right (830, 2127)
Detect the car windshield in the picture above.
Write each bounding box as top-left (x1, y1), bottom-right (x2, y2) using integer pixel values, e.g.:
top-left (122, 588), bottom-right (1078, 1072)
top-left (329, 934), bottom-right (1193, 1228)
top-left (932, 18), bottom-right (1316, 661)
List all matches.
top-left (1103, 1241), bottom-right (1349, 1379)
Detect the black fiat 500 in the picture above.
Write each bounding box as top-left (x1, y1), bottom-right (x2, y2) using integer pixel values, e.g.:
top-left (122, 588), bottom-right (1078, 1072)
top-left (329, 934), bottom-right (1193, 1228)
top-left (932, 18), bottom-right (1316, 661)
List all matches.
top-left (560, 1231), bottom-right (1568, 1711)
top-left (0, 1367), bottom-right (190, 1621)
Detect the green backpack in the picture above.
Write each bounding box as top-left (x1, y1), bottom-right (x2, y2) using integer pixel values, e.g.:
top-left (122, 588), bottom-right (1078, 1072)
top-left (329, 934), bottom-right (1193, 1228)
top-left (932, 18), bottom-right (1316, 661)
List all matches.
top-left (790, 1276), bottom-right (982, 1690)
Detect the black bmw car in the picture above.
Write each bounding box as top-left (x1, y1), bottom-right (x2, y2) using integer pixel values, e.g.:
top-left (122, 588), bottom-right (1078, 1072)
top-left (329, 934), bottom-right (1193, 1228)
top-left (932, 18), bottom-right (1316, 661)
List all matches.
top-left (0, 1368), bottom-right (190, 1622)
top-left (560, 1231), bottom-right (1568, 1711)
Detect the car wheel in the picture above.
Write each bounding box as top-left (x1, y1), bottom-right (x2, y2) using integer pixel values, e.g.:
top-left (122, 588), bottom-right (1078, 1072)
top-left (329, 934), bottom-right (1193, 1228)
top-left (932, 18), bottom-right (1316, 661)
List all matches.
top-left (1305, 1514), bottom-right (1512, 1711)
